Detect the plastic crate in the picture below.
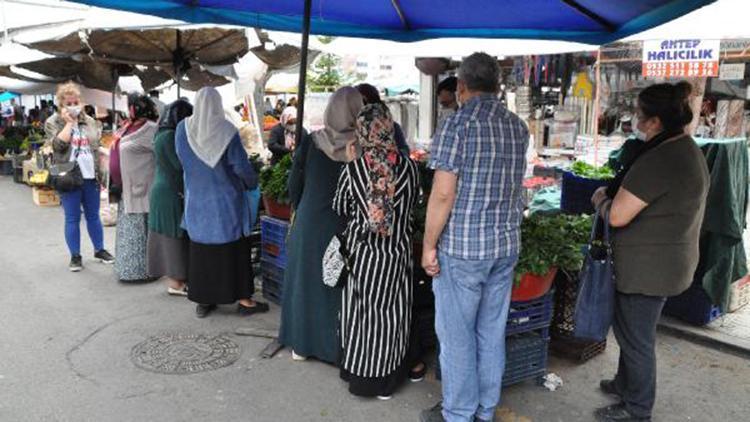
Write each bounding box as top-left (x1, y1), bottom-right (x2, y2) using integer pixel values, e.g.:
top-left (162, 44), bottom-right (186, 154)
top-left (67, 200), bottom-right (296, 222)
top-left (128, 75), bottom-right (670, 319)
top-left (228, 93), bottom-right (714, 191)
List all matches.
top-left (503, 330), bottom-right (549, 387)
top-left (550, 336), bottom-right (607, 362)
top-left (663, 284), bottom-right (722, 326)
top-left (560, 171), bottom-right (609, 215)
top-left (260, 216), bottom-right (289, 268)
top-left (261, 258), bottom-right (284, 305)
top-left (506, 291), bottom-right (554, 335)
top-left (0, 159), bottom-right (13, 176)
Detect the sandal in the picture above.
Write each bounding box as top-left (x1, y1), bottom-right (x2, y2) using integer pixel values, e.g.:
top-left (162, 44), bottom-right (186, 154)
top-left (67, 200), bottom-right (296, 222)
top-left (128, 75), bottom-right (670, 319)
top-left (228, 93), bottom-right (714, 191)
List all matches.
top-left (167, 286), bottom-right (188, 297)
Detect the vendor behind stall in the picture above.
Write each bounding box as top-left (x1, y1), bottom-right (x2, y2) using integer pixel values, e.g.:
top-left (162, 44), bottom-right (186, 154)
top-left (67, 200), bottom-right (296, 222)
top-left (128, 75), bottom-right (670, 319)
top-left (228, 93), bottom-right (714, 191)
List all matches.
top-left (268, 106), bottom-right (306, 164)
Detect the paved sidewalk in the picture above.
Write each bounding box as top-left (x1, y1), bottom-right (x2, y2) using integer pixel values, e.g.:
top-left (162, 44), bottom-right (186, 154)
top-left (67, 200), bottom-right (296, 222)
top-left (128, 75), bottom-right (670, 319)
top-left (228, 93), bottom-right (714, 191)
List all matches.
top-left (1, 176), bottom-right (749, 422)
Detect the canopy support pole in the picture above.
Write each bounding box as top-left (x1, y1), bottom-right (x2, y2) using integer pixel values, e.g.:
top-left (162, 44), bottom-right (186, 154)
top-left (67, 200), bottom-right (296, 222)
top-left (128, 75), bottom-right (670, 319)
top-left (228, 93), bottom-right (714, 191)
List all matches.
top-left (176, 30), bottom-right (182, 98)
top-left (390, 0), bottom-right (411, 30)
top-left (294, 0), bottom-right (312, 148)
top-left (112, 67), bottom-right (119, 129)
top-left (593, 48), bottom-right (601, 165)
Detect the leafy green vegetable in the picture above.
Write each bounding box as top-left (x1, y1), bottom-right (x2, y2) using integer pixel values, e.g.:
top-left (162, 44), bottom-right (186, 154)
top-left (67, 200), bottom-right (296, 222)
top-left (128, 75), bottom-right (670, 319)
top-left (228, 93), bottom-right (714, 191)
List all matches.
top-left (516, 213), bottom-right (592, 283)
top-left (259, 154), bottom-right (292, 204)
top-left (570, 161), bottom-right (614, 180)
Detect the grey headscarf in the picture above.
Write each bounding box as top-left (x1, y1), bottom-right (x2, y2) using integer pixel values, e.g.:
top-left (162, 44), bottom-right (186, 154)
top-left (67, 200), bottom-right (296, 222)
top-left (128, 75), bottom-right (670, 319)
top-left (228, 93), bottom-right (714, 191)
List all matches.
top-left (312, 86), bottom-right (363, 162)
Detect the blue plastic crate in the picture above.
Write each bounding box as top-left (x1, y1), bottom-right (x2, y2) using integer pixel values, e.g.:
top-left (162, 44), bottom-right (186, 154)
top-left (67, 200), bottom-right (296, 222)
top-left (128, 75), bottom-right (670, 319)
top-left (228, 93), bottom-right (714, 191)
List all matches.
top-left (663, 284), bottom-right (722, 326)
top-left (561, 171), bottom-right (609, 215)
top-left (261, 258), bottom-right (284, 305)
top-left (507, 291), bottom-right (554, 335)
top-left (260, 216), bottom-right (289, 268)
top-left (503, 330), bottom-right (549, 387)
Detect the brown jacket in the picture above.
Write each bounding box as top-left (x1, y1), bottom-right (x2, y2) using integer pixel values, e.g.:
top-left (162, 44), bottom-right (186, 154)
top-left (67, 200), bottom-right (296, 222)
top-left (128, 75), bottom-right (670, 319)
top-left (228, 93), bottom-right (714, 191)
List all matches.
top-left (44, 112), bottom-right (102, 180)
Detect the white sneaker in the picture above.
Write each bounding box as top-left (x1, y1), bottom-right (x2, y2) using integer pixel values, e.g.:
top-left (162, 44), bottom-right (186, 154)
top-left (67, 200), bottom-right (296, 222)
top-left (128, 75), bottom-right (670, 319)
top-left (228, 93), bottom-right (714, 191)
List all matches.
top-left (291, 350), bottom-right (307, 361)
top-left (377, 395), bottom-right (393, 401)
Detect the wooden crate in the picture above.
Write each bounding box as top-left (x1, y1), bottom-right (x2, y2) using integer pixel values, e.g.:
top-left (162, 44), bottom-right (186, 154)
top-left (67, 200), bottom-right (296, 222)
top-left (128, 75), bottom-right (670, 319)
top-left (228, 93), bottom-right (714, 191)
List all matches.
top-left (32, 187), bottom-right (60, 207)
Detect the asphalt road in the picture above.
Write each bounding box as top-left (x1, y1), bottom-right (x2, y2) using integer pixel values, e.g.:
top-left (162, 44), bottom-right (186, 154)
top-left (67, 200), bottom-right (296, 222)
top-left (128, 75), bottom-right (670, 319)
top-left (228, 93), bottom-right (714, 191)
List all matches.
top-left (1, 176), bottom-right (748, 422)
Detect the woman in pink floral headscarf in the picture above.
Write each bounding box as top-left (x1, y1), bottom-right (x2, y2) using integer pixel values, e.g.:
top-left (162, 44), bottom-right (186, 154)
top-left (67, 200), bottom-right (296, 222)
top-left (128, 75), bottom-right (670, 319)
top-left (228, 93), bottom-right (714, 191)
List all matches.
top-left (333, 103), bottom-right (421, 400)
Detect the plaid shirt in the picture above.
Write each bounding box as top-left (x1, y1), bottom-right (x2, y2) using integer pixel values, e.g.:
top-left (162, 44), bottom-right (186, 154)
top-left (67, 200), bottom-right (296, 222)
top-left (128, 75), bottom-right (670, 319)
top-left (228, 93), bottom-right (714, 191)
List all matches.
top-left (429, 93), bottom-right (528, 260)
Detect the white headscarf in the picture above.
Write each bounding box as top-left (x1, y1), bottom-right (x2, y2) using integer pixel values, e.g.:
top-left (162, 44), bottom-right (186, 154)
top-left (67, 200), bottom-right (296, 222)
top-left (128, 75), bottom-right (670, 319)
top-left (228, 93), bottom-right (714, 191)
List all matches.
top-left (185, 87), bottom-right (238, 168)
top-left (312, 86), bottom-right (363, 162)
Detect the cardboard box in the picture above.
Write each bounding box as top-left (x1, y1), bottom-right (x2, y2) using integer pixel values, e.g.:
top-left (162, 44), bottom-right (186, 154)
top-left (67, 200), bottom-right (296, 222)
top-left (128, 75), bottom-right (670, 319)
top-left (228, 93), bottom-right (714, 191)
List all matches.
top-left (728, 275), bottom-right (750, 312)
top-left (32, 187), bottom-right (60, 207)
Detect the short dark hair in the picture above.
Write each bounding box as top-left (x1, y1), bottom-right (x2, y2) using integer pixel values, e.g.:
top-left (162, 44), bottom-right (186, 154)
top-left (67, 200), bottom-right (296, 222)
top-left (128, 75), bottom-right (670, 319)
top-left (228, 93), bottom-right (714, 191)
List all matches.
top-left (128, 93), bottom-right (159, 121)
top-left (437, 76), bottom-right (457, 94)
top-left (148, 90), bottom-right (159, 98)
top-left (356, 83), bottom-right (382, 105)
top-left (458, 53), bottom-right (500, 93)
top-left (638, 81), bottom-right (693, 132)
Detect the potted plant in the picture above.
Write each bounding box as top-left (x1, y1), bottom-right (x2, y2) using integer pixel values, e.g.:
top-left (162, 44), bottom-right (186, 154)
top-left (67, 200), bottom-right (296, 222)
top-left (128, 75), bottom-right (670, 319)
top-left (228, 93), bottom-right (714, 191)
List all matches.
top-left (513, 213), bottom-right (592, 301)
top-left (259, 154), bottom-right (292, 220)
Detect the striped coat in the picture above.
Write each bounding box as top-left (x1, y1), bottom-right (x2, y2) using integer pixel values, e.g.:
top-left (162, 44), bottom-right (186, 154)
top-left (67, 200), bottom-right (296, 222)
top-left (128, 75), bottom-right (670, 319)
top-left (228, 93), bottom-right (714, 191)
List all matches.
top-left (333, 156), bottom-right (420, 378)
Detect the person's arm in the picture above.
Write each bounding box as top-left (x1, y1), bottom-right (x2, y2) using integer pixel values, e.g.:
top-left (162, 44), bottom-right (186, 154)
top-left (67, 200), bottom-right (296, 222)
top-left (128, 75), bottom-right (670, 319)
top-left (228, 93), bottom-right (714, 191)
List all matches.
top-left (608, 188), bottom-right (648, 227)
top-left (227, 134), bottom-right (257, 190)
top-left (45, 114), bottom-right (75, 153)
top-left (288, 134), bottom-right (311, 209)
top-left (422, 115), bottom-right (463, 277)
top-left (394, 123), bottom-right (409, 156)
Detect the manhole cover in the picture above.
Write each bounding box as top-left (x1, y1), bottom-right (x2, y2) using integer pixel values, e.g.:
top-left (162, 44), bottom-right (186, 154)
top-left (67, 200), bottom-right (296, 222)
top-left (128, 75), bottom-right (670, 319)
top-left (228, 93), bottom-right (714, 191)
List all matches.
top-left (131, 333), bottom-right (240, 374)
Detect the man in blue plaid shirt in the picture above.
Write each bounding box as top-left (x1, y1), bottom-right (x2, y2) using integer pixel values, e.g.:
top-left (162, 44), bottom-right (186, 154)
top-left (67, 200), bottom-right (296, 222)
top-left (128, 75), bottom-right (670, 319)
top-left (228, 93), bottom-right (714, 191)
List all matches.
top-left (421, 53), bottom-right (528, 422)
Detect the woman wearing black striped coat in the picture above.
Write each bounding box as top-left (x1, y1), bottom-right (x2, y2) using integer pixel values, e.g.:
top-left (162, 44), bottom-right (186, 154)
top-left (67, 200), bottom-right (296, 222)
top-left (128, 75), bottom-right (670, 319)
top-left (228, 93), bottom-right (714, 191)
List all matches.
top-left (333, 103), bottom-right (420, 399)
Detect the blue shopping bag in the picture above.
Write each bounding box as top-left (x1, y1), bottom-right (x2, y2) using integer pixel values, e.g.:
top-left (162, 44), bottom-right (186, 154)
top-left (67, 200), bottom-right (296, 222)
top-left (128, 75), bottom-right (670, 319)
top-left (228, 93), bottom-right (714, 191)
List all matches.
top-left (246, 187), bottom-right (261, 228)
top-left (573, 208), bottom-right (616, 342)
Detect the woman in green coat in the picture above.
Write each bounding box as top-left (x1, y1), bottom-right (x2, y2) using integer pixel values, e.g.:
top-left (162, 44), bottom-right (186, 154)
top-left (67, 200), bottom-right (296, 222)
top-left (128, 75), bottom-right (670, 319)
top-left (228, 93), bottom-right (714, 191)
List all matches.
top-left (279, 87), bottom-right (364, 363)
top-left (147, 99), bottom-right (193, 296)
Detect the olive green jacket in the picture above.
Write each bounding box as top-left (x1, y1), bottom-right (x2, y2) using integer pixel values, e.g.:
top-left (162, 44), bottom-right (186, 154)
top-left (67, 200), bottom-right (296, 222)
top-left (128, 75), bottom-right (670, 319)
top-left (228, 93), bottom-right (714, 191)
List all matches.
top-left (44, 112), bottom-right (103, 180)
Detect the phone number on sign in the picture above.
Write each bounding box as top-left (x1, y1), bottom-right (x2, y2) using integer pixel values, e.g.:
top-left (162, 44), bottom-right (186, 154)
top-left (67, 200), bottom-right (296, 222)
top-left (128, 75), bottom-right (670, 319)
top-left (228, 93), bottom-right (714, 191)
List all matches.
top-left (642, 61), bottom-right (718, 78)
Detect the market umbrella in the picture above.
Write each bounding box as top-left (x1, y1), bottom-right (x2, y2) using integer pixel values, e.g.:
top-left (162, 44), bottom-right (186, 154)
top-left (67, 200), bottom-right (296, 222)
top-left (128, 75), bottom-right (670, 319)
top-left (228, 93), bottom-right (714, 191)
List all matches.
top-left (0, 57), bottom-right (132, 91)
top-left (26, 26), bottom-right (248, 96)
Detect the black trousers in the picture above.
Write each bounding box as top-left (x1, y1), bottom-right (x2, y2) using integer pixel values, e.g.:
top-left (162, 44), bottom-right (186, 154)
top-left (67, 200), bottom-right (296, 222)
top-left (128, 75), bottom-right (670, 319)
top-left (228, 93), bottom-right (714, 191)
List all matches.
top-left (612, 292), bottom-right (667, 418)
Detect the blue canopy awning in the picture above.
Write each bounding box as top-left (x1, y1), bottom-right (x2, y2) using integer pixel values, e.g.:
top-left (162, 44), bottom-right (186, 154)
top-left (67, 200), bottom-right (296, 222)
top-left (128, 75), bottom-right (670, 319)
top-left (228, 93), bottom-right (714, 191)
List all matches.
top-left (68, 0), bottom-right (716, 45)
top-left (0, 92), bottom-right (20, 102)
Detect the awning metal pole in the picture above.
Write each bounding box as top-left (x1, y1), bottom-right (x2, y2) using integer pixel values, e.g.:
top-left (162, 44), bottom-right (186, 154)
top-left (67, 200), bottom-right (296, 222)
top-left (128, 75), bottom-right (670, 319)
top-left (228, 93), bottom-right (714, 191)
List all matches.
top-left (294, 0), bottom-right (312, 148)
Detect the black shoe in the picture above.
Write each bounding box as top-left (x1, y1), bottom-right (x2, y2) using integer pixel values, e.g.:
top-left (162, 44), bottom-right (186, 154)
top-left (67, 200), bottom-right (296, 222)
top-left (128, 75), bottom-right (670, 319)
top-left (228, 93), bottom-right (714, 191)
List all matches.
top-left (420, 402), bottom-right (445, 422)
top-left (69, 255), bottom-right (83, 272)
top-left (600, 379), bottom-right (621, 397)
top-left (195, 304), bottom-right (217, 318)
top-left (238, 301), bottom-right (270, 316)
top-left (409, 362), bottom-right (427, 383)
top-left (94, 249), bottom-right (115, 264)
top-left (594, 403), bottom-right (651, 422)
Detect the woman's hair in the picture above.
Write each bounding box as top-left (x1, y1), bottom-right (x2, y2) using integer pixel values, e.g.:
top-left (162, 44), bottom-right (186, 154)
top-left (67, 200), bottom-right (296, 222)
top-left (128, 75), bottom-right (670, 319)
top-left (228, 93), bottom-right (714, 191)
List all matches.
top-left (128, 93), bottom-right (159, 121)
top-left (160, 99), bottom-right (193, 129)
top-left (55, 81), bottom-right (81, 105)
top-left (356, 83), bottom-right (382, 105)
top-left (638, 81), bottom-right (693, 131)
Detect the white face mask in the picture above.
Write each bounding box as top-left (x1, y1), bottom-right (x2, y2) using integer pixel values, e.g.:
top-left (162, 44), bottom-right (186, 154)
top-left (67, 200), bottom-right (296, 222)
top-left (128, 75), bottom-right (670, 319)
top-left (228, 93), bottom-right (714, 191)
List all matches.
top-left (66, 105), bottom-right (81, 118)
top-left (631, 116), bottom-right (646, 141)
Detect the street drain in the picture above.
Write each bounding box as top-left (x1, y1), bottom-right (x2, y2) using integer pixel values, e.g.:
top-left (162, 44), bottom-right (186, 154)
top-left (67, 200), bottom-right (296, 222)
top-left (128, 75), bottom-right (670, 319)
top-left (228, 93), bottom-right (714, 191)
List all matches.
top-left (131, 333), bottom-right (240, 374)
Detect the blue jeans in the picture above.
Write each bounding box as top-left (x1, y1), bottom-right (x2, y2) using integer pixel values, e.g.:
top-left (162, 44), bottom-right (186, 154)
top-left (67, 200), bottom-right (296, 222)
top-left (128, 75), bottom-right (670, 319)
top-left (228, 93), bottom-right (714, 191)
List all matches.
top-left (60, 179), bottom-right (104, 257)
top-left (434, 251), bottom-right (518, 422)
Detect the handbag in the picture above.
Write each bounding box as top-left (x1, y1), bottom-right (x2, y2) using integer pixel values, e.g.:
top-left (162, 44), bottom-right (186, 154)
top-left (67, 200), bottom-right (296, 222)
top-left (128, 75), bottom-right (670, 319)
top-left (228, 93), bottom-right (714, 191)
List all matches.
top-left (47, 148), bottom-right (83, 192)
top-left (572, 207), bottom-right (616, 342)
top-left (322, 233), bottom-right (351, 288)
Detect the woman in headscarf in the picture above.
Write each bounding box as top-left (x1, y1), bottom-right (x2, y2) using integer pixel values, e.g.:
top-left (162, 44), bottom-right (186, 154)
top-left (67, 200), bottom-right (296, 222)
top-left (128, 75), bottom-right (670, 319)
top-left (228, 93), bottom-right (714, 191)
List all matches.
top-left (175, 87), bottom-right (268, 318)
top-left (114, 94), bottom-right (159, 282)
top-left (334, 103), bottom-right (420, 400)
top-left (279, 87), bottom-right (363, 364)
top-left (267, 106), bottom-right (305, 165)
top-left (147, 99), bottom-right (193, 296)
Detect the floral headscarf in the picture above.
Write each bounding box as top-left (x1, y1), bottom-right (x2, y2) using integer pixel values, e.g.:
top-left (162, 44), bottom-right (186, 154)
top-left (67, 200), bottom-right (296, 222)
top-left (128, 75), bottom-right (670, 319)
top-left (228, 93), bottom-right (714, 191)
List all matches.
top-left (356, 103), bottom-right (400, 237)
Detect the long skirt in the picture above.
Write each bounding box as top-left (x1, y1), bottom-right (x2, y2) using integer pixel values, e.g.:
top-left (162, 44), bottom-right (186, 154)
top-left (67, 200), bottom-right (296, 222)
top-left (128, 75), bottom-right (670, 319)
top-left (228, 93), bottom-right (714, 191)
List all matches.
top-left (187, 237), bottom-right (254, 305)
top-left (114, 206), bottom-right (150, 282)
top-left (147, 231), bottom-right (188, 280)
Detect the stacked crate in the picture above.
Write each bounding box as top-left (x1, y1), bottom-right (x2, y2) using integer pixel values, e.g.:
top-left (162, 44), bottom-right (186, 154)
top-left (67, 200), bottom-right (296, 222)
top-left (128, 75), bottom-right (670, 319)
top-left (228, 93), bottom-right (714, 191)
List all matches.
top-left (502, 291), bottom-right (554, 386)
top-left (260, 216), bottom-right (289, 305)
top-left (436, 290), bottom-right (554, 386)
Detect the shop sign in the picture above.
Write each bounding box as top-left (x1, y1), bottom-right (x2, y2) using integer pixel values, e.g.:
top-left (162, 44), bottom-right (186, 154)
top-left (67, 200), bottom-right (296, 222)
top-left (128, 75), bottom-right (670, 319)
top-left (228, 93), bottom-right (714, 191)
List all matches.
top-left (719, 63), bottom-right (745, 80)
top-left (642, 39), bottom-right (720, 78)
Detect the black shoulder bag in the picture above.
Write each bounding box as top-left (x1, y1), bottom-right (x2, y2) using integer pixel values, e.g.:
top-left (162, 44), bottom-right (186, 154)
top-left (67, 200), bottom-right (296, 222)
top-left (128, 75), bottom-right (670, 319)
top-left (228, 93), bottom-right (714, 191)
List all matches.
top-left (47, 146), bottom-right (83, 192)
